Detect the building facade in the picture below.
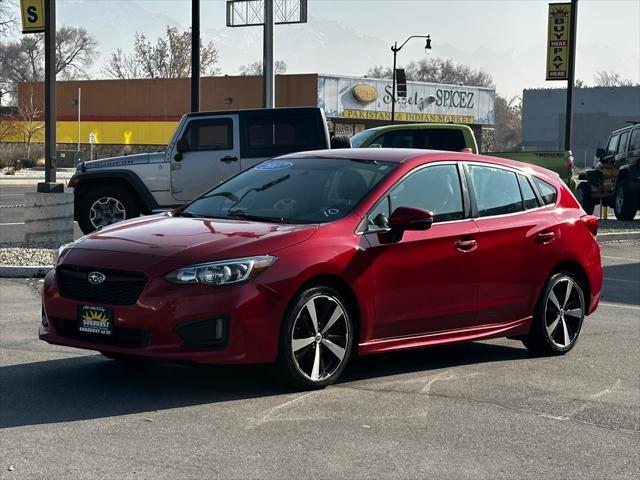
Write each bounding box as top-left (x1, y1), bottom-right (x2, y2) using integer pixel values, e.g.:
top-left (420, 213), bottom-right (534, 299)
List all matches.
top-left (522, 86), bottom-right (640, 168)
top-left (8, 73), bottom-right (496, 154)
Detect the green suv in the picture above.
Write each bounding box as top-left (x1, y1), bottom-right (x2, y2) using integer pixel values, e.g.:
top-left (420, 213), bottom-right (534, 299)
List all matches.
top-left (576, 123), bottom-right (640, 220)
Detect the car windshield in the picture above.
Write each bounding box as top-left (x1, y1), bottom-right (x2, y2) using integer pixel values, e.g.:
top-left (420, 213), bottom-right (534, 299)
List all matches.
top-left (349, 129), bottom-right (374, 148)
top-left (180, 157), bottom-right (398, 224)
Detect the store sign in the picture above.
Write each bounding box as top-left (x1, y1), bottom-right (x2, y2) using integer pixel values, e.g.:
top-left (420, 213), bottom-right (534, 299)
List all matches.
top-left (318, 75), bottom-right (495, 125)
top-left (344, 109), bottom-right (475, 124)
top-left (546, 3), bottom-right (572, 80)
top-left (20, 0), bottom-right (45, 33)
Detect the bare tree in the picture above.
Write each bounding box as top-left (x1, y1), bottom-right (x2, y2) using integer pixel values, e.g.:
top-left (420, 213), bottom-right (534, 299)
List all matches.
top-left (239, 60), bottom-right (287, 76)
top-left (593, 71), bottom-right (636, 87)
top-left (0, 0), bottom-right (17, 36)
top-left (0, 112), bottom-right (18, 143)
top-left (366, 57), bottom-right (494, 88)
top-left (104, 27), bottom-right (219, 79)
top-left (0, 27), bottom-right (97, 102)
top-left (17, 87), bottom-right (44, 160)
top-left (494, 95), bottom-right (521, 151)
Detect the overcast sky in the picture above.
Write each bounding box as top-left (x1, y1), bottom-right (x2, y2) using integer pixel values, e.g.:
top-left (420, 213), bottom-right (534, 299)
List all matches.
top-left (9, 0), bottom-right (640, 98)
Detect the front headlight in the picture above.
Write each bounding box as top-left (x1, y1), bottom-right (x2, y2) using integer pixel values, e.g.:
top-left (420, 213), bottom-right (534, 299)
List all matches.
top-left (165, 255), bottom-right (277, 286)
top-left (56, 242), bottom-right (74, 265)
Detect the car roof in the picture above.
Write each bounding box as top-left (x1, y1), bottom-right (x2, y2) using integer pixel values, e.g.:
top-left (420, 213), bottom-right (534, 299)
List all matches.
top-left (278, 148), bottom-right (432, 163)
top-left (611, 123), bottom-right (639, 135)
top-left (185, 106), bottom-right (321, 118)
top-left (356, 123), bottom-right (474, 134)
top-left (276, 148), bottom-right (560, 181)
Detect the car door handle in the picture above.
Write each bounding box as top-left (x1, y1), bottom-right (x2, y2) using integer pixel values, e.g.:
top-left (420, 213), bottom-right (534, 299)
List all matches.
top-left (455, 238), bottom-right (478, 252)
top-left (221, 156), bottom-right (238, 163)
top-left (536, 231), bottom-right (556, 243)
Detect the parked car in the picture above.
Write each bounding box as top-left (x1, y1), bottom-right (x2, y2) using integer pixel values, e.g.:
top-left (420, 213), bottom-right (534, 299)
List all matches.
top-left (42, 149), bottom-right (602, 389)
top-left (575, 122), bottom-right (640, 220)
top-left (70, 107), bottom-right (331, 234)
top-left (349, 123), bottom-right (575, 188)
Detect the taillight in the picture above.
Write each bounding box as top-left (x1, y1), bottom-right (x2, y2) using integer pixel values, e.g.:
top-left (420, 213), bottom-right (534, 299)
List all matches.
top-left (580, 215), bottom-right (598, 236)
top-left (566, 154), bottom-right (574, 170)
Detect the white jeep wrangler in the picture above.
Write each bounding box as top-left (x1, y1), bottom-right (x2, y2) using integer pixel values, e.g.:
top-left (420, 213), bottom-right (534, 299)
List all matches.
top-left (70, 107), bottom-right (330, 233)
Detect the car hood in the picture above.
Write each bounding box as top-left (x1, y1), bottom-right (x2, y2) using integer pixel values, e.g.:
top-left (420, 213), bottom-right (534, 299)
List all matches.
top-left (80, 151), bottom-right (164, 171)
top-left (62, 214), bottom-right (318, 274)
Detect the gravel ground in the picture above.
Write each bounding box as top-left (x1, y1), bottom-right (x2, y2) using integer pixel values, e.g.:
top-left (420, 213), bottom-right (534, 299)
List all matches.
top-left (0, 246), bottom-right (56, 266)
top-left (599, 219), bottom-right (640, 232)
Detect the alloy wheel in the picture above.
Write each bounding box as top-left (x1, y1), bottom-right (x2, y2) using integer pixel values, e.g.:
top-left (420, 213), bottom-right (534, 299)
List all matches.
top-left (90, 196), bottom-right (126, 229)
top-left (290, 294), bottom-right (350, 382)
top-left (544, 277), bottom-right (584, 349)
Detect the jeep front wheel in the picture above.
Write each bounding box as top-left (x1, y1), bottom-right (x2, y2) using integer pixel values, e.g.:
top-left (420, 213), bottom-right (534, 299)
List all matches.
top-left (77, 186), bottom-right (141, 233)
top-left (614, 180), bottom-right (638, 221)
top-left (575, 182), bottom-right (595, 215)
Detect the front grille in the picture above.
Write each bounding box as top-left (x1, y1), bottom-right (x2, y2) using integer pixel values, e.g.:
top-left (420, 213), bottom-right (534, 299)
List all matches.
top-left (51, 318), bottom-right (150, 348)
top-left (57, 266), bottom-right (147, 305)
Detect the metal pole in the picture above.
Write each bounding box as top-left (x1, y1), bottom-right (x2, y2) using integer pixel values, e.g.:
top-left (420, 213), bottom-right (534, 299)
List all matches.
top-left (391, 43), bottom-right (397, 124)
top-left (77, 87), bottom-right (81, 153)
top-left (263, 0), bottom-right (274, 108)
top-left (43, 0), bottom-right (56, 185)
top-left (191, 0), bottom-right (200, 112)
top-left (564, 0), bottom-right (578, 151)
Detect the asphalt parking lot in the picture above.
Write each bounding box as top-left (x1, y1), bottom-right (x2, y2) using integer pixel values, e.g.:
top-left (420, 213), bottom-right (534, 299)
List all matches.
top-left (0, 242), bottom-right (638, 479)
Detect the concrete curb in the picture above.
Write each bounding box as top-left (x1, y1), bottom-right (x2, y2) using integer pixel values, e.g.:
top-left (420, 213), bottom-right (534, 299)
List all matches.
top-left (598, 231), bottom-right (640, 242)
top-left (0, 265), bottom-right (53, 278)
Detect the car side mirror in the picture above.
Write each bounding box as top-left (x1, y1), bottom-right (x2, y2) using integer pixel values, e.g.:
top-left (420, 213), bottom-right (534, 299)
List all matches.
top-left (385, 206), bottom-right (433, 242)
top-left (595, 148), bottom-right (605, 159)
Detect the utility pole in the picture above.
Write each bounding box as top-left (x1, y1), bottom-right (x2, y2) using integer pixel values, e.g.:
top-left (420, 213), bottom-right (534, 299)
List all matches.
top-left (263, 0), bottom-right (274, 108)
top-left (39, 0), bottom-right (59, 191)
top-left (564, 0), bottom-right (578, 151)
top-left (191, 0), bottom-right (200, 112)
top-left (76, 87), bottom-right (81, 153)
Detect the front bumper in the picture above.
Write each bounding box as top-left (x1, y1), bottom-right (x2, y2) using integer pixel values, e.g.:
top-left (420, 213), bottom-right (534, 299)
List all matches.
top-left (39, 269), bottom-right (288, 364)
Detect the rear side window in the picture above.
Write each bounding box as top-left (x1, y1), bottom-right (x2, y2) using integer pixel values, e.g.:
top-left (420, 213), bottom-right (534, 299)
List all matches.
top-left (183, 118), bottom-right (233, 151)
top-left (241, 111), bottom-right (325, 158)
top-left (533, 177), bottom-right (557, 205)
top-left (375, 130), bottom-right (414, 148)
top-left (389, 164), bottom-right (464, 222)
top-left (468, 165), bottom-right (523, 217)
top-left (416, 129), bottom-right (466, 151)
top-left (629, 128), bottom-right (640, 152)
top-left (517, 174), bottom-right (540, 210)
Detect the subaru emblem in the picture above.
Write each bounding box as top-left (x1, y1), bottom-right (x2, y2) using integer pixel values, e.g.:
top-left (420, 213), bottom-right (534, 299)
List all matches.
top-left (87, 271), bottom-right (106, 285)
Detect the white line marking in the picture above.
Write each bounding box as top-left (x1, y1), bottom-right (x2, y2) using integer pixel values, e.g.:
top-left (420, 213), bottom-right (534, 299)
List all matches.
top-left (602, 255), bottom-right (640, 261)
top-left (260, 391), bottom-right (316, 423)
top-left (605, 277), bottom-right (640, 285)
top-left (599, 302), bottom-right (640, 311)
top-left (0, 222), bottom-right (24, 226)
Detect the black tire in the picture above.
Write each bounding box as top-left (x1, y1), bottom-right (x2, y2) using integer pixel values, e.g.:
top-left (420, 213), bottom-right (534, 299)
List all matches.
top-left (276, 285), bottom-right (354, 390)
top-left (522, 272), bottom-right (585, 355)
top-left (77, 185), bottom-right (141, 234)
top-left (575, 182), bottom-right (595, 215)
top-left (613, 180), bottom-right (638, 221)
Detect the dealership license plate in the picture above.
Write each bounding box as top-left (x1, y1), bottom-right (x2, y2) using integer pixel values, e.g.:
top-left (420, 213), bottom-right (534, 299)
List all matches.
top-left (77, 305), bottom-right (113, 336)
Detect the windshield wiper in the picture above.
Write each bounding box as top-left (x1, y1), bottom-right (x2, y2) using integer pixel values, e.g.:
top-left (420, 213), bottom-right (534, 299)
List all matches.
top-left (226, 210), bottom-right (288, 224)
top-left (227, 174), bottom-right (290, 212)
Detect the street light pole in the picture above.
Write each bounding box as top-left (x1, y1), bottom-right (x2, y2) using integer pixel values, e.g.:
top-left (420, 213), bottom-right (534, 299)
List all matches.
top-left (391, 42), bottom-right (397, 124)
top-left (77, 87), bottom-right (81, 154)
top-left (390, 34), bottom-right (431, 124)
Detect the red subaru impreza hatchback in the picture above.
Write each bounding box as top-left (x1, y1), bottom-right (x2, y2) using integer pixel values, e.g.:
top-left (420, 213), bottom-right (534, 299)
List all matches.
top-left (41, 149), bottom-right (602, 389)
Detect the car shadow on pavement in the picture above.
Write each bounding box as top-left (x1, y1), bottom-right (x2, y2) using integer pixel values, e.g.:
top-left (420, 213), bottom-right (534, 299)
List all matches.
top-left (601, 262), bottom-right (640, 306)
top-left (0, 341), bottom-right (531, 429)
